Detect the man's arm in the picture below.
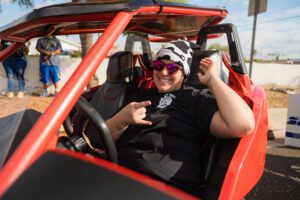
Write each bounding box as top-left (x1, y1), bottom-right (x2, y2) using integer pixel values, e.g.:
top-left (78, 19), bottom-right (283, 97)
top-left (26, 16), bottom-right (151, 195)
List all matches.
top-left (22, 44), bottom-right (29, 55)
top-left (53, 49), bottom-right (61, 56)
top-left (198, 58), bottom-right (255, 138)
top-left (51, 38), bottom-right (62, 56)
top-left (106, 101), bottom-right (152, 141)
top-left (36, 47), bottom-right (50, 56)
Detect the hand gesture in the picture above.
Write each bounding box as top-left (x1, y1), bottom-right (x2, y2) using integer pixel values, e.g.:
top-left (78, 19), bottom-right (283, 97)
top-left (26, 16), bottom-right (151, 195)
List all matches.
top-left (197, 57), bottom-right (218, 86)
top-left (117, 101), bottom-right (152, 126)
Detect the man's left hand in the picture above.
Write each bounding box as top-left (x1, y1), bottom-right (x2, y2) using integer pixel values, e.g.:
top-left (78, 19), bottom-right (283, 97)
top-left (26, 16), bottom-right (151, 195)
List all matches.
top-left (197, 57), bottom-right (218, 86)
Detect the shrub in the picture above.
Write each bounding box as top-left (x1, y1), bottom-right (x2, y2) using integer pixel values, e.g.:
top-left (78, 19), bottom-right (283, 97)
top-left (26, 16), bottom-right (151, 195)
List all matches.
top-left (70, 50), bottom-right (82, 58)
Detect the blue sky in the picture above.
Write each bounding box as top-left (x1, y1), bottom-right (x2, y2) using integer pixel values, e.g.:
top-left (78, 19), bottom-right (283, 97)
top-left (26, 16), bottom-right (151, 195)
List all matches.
top-left (0, 0), bottom-right (299, 59)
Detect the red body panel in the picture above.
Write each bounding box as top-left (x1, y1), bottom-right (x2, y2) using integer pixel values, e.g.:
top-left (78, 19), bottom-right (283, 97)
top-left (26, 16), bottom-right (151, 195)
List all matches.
top-left (219, 86), bottom-right (268, 199)
top-left (218, 52), bottom-right (268, 199)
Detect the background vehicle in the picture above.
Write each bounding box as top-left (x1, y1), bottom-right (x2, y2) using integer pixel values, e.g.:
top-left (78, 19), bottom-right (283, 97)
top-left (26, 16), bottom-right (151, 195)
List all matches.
top-left (0, 0), bottom-right (268, 199)
top-left (287, 116), bottom-right (300, 125)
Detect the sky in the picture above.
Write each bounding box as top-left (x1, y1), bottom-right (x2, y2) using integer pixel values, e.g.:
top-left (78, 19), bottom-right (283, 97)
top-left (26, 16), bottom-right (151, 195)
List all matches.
top-left (0, 0), bottom-right (299, 59)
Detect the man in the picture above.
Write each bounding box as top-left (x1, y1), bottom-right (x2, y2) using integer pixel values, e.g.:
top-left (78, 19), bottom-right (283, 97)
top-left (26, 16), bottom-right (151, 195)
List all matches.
top-left (106, 40), bottom-right (254, 196)
top-left (36, 35), bottom-right (62, 97)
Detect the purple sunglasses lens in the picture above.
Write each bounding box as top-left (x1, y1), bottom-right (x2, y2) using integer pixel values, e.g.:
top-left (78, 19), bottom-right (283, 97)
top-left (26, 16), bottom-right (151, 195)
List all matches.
top-left (153, 61), bottom-right (179, 74)
top-left (166, 63), bottom-right (179, 74)
top-left (153, 60), bottom-right (165, 71)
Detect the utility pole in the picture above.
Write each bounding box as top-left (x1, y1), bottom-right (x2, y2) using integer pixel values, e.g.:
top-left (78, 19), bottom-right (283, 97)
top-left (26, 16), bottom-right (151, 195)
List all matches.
top-left (248, 0), bottom-right (268, 78)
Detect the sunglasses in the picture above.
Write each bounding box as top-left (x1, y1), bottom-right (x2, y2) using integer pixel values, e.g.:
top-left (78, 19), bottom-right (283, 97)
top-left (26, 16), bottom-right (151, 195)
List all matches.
top-left (152, 60), bottom-right (182, 74)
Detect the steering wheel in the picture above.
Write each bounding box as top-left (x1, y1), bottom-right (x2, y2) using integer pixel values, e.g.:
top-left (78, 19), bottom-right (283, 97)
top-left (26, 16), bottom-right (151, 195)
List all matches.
top-left (62, 96), bottom-right (118, 163)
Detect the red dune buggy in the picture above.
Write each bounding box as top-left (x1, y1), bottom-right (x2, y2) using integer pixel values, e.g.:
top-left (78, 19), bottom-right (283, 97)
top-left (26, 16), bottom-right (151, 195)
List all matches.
top-left (0, 0), bottom-right (268, 199)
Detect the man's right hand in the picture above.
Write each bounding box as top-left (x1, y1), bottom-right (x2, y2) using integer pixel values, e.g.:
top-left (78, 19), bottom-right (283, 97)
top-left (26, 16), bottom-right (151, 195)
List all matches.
top-left (106, 101), bottom-right (152, 141)
top-left (118, 101), bottom-right (152, 126)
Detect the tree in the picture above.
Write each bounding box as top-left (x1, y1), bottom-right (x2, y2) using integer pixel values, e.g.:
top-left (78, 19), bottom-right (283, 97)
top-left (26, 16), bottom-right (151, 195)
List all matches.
top-left (267, 52), bottom-right (280, 62)
top-left (208, 43), bottom-right (229, 53)
top-left (80, 33), bottom-right (99, 88)
top-left (69, 0), bottom-right (98, 88)
top-left (253, 49), bottom-right (257, 57)
top-left (0, 0), bottom-right (33, 12)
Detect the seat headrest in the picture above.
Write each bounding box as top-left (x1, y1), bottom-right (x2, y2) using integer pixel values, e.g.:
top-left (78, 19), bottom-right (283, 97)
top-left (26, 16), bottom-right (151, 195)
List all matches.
top-left (106, 51), bottom-right (134, 83)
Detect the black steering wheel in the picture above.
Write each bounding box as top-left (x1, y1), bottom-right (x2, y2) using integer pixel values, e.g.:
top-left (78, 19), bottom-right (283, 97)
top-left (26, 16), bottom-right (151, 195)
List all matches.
top-left (62, 97), bottom-right (118, 163)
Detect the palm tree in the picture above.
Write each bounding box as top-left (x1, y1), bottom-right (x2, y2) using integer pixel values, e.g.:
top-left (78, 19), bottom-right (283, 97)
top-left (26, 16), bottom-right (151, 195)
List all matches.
top-left (79, 33), bottom-right (99, 88)
top-left (0, 0), bottom-right (33, 12)
top-left (71, 0), bottom-right (98, 88)
top-left (208, 43), bottom-right (229, 53)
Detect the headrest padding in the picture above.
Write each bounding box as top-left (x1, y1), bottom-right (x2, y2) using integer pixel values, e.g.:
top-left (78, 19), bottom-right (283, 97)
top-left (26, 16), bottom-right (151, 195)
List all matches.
top-left (106, 51), bottom-right (133, 83)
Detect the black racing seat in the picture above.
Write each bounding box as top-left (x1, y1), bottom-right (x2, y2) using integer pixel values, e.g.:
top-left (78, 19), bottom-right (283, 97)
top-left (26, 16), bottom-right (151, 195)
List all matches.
top-left (73, 51), bottom-right (135, 147)
top-left (89, 51), bottom-right (135, 119)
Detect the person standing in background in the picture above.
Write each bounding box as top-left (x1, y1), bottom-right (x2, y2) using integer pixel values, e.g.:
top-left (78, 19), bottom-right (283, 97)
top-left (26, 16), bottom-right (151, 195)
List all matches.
top-left (0, 40), bottom-right (29, 98)
top-left (36, 35), bottom-right (62, 97)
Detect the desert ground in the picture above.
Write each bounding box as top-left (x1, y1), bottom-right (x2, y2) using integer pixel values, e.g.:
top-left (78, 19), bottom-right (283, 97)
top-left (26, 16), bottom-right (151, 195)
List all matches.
top-left (0, 87), bottom-right (290, 118)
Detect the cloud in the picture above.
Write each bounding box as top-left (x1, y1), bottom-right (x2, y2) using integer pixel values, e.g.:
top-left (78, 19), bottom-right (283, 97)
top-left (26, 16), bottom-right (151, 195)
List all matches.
top-left (34, 0), bottom-right (67, 9)
top-left (256, 20), bottom-right (300, 58)
top-left (237, 18), bottom-right (300, 59)
top-left (229, 0), bottom-right (248, 5)
top-left (228, 4), bottom-right (300, 59)
top-left (189, 0), bottom-right (300, 59)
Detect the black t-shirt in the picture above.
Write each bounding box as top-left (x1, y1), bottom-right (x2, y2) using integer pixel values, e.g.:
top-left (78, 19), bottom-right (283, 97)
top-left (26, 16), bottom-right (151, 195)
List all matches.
top-left (117, 87), bottom-right (218, 195)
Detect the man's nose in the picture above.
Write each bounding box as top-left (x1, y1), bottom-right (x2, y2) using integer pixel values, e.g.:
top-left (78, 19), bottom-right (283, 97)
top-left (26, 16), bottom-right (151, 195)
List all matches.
top-left (161, 66), bottom-right (169, 75)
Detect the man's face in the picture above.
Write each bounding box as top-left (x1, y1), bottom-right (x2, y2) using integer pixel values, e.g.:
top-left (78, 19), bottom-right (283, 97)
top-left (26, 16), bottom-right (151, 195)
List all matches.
top-left (153, 60), bottom-right (184, 93)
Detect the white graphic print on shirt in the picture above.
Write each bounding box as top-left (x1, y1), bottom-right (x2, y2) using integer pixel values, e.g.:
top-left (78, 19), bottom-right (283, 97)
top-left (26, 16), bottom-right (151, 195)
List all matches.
top-left (157, 93), bottom-right (176, 109)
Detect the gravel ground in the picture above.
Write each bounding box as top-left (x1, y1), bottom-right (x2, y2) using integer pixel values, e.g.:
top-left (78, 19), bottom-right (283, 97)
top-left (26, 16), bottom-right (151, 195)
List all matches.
top-left (246, 141), bottom-right (300, 200)
top-left (0, 95), bottom-right (54, 118)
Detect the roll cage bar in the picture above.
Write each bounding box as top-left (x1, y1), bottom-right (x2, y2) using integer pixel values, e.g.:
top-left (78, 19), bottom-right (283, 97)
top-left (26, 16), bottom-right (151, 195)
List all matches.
top-left (197, 23), bottom-right (247, 74)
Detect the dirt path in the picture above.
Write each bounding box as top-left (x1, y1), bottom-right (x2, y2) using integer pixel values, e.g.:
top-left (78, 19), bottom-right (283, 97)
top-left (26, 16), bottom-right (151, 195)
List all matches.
top-left (265, 89), bottom-right (288, 108)
top-left (0, 96), bottom-right (54, 118)
top-left (0, 87), bottom-right (290, 118)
